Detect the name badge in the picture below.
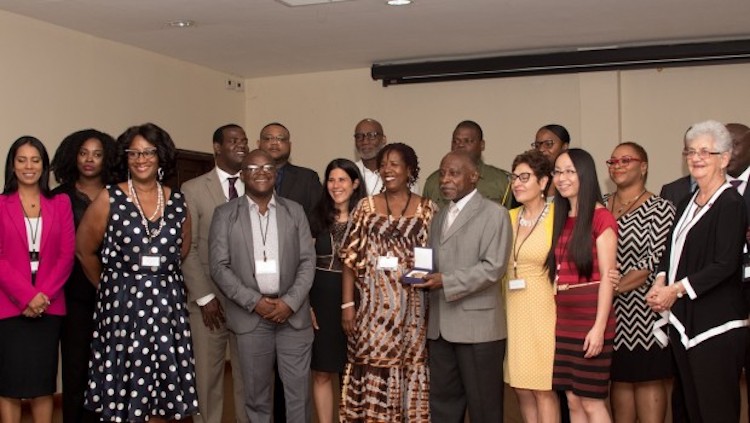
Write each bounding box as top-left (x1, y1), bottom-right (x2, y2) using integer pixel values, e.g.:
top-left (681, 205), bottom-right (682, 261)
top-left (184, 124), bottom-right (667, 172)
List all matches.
top-left (256, 259), bottom-right (278, 275)
top-left (140, 255), bottom-right (161, 267)
top-left (508, 278), bottom-right (526, 290)
top-left (377, 255), bottom-right (399, 270)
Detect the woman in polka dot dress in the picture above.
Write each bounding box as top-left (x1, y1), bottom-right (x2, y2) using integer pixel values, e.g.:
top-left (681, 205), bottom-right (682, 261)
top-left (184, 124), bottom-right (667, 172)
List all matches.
top-left (76, 123), bottom-right (198, 422)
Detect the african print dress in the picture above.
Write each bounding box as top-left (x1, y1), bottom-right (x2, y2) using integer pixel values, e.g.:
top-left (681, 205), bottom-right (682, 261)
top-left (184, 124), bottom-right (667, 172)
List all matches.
top-left (339, 195), bottom-right (435, 422)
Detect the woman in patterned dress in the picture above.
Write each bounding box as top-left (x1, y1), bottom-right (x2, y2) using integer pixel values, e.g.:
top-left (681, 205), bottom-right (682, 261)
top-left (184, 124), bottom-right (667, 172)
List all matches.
top-left (76, 123), bottom-right (198, 422)
top-left (546, 148), bottom-right (617, 422)
top-left (309, 158), bottom-right (365, 423)
top-left (340, 143), bottom-right (435, 422)
top-left (505, 150), bottom-right (558, 422)
top-left (604, 142), bottom-right (674, 423)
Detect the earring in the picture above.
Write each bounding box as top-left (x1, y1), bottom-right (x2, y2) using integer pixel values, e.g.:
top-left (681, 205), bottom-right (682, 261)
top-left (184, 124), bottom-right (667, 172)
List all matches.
top-left (158, 167), bottom-right (164, 182)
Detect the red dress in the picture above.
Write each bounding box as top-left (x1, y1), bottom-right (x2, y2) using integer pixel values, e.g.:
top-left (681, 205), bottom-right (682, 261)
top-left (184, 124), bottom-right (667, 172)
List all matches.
top-left (552, 208), bottom-right (617, 399)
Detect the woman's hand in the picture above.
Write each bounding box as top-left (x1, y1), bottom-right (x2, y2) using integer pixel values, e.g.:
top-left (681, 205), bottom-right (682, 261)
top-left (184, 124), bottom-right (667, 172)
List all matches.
top-left (342, 306), bottom-right (355, 337)
top-left (608, 269), bottom-right (621, 294)
top-left (27, 292), bottom-right (49, 316)
top-left (583, 325), bottom-right (605, 358)
top-left (310, 307), bottom-right (319, 330)
top-left (647, 284), bottom-right (678, 313)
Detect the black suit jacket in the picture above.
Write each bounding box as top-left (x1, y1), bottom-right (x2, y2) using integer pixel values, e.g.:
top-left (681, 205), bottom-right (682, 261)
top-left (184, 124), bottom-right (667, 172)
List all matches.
top-left (659, 175), bottom-right (692, 208)
top-left (276, 163), bottom-right (323, 218)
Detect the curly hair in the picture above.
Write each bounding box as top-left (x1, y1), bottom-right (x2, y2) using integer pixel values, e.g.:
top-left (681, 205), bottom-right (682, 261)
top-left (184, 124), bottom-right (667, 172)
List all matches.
top-left (52, 129), bottom-right (117, 185)
top-left (376, 142), bottom-right (420, 188)
top-left (115, 123), bottom-right (178, 182)
top-left (3, 136), bottom-right (52, 197)
top-left (512, 149), bottom-right (553, 181)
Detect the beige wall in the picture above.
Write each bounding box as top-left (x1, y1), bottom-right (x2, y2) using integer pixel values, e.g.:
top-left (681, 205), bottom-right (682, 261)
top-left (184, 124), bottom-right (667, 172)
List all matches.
top-left (0, 10), bottom-right (245, 186)
top-left (2, 8), bottom-right (749, 194)
top-left (245, 63), bottom-right (750, 194)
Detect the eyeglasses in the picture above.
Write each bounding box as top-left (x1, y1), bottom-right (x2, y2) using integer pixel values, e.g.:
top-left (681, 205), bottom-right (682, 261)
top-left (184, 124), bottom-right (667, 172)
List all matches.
top-left (552, 169), bottom-right (577, 177)
top-left (125, 148), bottom-right (158, 160)
top-left (510, 172), bottom-right (532, 183)
top-left (682, 149), bottom-right (722, 160)
top-left (243, 164), bottom-right (276, 174)
top-left (354, 132), bottom-right (381, 141)
top-left (260, 135), bottom-right (289, 143)
top-left (531, 140), bottom-right (555, 150)
top-left (605, 156), bottom-right (642, 167)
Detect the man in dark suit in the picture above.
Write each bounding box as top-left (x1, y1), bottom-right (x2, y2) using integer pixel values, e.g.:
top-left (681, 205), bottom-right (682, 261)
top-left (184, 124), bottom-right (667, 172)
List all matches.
top-left (417, 151), bottom-right (512, 422)
top-left (209, 149), bottom-right (315, 423)
top-left (256, 122), bottom-right (322, 420)
top-left (726, 124), bottom-right (750, 421)
top-left (257, 122), bottom-right (323, 216)
top-left (181, 124), bottom-right (249, 423)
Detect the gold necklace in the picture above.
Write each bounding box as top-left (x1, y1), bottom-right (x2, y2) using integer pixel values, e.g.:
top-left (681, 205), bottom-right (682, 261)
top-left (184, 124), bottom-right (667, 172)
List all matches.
top-left (611, 189), bottom-right (646, 215)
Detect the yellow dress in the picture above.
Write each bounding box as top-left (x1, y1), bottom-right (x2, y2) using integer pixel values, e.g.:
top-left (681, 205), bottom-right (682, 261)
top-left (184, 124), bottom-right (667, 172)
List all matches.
top-left (503, 205), bottom-right (556, 390)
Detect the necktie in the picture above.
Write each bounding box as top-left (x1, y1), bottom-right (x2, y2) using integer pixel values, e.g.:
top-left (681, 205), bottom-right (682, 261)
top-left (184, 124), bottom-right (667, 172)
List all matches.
top-left (228, 177), bottom-right (239, 200)
top-left (443, 203), bottom-right (460, 235)
top-left (730, 179), bottom-right (742, 190)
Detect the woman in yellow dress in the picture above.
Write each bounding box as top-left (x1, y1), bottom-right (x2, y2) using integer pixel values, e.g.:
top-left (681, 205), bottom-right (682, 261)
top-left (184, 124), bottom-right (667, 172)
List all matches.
top-left (504, 150), bottom-right (558, 423)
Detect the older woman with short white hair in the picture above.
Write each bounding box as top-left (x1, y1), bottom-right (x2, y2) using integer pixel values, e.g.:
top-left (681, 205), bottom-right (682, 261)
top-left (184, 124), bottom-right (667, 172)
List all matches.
top-left (647, 119), bottom-right (748, 422)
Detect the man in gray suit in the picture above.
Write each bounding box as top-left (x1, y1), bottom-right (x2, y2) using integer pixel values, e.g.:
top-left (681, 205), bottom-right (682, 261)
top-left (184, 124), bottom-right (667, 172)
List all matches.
top-left (417, 151), bottom-right (512, 422)
top-left (181, 124), bottom-right (249, 423)
top-left (209, 148), bottom-right (315, 423)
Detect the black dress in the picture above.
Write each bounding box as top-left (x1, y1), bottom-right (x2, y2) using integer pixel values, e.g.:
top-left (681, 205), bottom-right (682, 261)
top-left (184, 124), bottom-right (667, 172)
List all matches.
top-left (53, 184), bottom-right (101, 422)
top-left (84, 186), bottom-right (198, 422)
top-left (309, 221), bottom-right (348, 372)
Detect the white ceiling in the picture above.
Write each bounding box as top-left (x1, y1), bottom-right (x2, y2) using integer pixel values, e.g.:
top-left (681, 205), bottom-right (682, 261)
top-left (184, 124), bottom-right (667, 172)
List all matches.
top-left (1, 0), bottom-right (749, 79)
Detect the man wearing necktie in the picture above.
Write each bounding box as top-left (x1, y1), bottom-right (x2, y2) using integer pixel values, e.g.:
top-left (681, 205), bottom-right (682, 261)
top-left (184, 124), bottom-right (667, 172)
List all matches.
top-left (726, 124), bottom-right (750, 421)
top-left (416, 151), bottom-right (512, 422)
top-left (181, 124), bottom-right (250, 423)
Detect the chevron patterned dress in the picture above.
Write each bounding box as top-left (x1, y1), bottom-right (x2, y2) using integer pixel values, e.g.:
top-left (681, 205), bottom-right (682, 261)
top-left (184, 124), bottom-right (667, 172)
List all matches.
top-left (608, 195), bottom-right (675, 382)
top-left (339, 196), bottom-right (435, 422)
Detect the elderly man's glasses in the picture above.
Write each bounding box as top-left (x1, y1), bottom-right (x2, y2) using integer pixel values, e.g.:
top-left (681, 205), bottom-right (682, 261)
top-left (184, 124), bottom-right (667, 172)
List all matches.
top-left (682, 149), bottom-right (721, 160)
top-left (510, 172), bottom-right (532, 183)
top-left (354, 132), bottom-right (381, 141)
top-left (243, 164), bottom-right (276, 174)
top-left (531, 140), bottom-right (555, 150)
top-left (605, 156), bottom-right (642, 167)
top-left (125, 148), bottom-right (158, 160)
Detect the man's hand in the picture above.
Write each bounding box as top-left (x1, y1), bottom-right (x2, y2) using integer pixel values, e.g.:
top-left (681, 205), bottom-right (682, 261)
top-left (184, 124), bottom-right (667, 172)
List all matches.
top-left (414, 273), bottom-right (443, 290)
top-left (200, 298), bottom-right (225, 331)
top-left (264, 299), bottom-right (293, 324)
top-left (254, 297), bottom-right (277, 318)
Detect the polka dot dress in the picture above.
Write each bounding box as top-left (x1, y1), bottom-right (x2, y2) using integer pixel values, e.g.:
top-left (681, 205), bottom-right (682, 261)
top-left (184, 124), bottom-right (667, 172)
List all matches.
top-left (85, 186), bottom-right (198, 422)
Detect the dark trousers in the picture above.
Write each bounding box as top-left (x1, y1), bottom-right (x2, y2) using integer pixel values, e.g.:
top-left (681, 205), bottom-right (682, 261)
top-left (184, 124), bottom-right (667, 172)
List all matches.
top-left (671, 328), bottom-right (746, 423)
top-left (60, 300), bottom-right (100, 423)
top-left (429, 337), bottom-right (505, 423)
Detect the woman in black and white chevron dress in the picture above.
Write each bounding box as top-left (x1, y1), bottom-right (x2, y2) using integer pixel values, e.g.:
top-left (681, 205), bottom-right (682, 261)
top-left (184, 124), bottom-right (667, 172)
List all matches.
top-left (604, 142), bottom-right (675, 423)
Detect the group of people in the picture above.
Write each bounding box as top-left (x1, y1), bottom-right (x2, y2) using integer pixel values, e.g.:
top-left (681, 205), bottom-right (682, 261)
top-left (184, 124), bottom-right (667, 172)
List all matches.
top-left (0, 117), bottom-right (748, 423)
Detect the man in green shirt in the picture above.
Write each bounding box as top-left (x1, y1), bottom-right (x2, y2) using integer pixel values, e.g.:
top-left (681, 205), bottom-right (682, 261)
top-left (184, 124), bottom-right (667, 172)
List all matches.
top-left (423, 120), bottom-right (513, 210)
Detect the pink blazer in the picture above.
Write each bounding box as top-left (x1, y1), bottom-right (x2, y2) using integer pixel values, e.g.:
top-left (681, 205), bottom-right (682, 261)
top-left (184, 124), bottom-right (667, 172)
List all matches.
top-left (0, 192), bottom-right (75, 319)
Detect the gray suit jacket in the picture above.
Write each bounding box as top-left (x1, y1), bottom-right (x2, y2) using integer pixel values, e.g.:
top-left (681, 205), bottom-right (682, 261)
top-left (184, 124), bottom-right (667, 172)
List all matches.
top-left (427, 192), bottom-right (512, 343)
top-left (181, 168), bottom-right (229, 304)
top-left (209, 195), bottom-right (315, 334)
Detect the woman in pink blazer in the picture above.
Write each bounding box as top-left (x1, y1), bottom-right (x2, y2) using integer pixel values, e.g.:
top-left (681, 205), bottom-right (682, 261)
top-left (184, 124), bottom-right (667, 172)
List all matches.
top-left (0, 136), bottom-right (75, 423)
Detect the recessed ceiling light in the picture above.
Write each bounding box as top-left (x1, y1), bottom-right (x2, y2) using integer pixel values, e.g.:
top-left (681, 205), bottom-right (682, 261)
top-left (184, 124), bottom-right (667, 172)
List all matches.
top-left (387, 0), bottom-right (412, 5)
top-left (167, 20), bottom-right (195, 28)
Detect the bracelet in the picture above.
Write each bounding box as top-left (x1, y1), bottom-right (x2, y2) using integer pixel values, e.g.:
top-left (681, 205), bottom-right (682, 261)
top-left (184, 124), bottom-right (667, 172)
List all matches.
top-left (341, 301), bottom-right (355, 309)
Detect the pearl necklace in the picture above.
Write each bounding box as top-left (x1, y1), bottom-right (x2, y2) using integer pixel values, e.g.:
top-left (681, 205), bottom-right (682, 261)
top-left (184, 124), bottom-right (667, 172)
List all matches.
top-left (129, 178), bottom-right (166, 239)
top-left (519, 203), bottom-right (549, 227)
